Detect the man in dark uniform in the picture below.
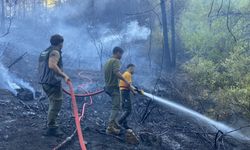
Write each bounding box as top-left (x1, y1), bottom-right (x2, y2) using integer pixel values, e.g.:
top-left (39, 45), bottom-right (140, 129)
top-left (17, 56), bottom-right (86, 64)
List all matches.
top-left (38, 34), bottom-right (70, 136)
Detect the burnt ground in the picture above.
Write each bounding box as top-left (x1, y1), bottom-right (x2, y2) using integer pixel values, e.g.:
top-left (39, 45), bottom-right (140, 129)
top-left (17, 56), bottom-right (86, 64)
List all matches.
top-left (0, 68), bottom-right (250, 150)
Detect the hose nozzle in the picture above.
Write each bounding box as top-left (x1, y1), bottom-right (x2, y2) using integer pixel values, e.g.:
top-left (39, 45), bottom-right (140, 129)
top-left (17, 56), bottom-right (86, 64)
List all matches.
top-left (132, 85), bottom-right (144, 95)
top-left (138, 89), bottom-right (144, 95)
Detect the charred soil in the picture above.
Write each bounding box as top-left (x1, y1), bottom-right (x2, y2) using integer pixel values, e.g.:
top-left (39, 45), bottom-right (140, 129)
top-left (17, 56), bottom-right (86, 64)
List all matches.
top-left (0, 69), bottom-right (249, 150)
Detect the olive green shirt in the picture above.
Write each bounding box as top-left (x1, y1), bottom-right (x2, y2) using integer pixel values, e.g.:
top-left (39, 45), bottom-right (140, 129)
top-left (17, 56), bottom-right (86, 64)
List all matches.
top-left (104, 57), bottom-right (121, 88)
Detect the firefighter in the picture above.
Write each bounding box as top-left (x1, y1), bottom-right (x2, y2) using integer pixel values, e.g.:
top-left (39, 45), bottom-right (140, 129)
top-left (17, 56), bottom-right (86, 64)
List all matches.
top-left (104, 47), bottom-right (130, 135)
top-left (38, 34), bottom-right (70, 136)
top-left (118, 64), bottom-right (136, 130)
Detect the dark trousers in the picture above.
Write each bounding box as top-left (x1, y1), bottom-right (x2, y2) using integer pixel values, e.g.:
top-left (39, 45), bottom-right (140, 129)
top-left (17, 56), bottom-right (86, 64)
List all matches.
top-left (42, 84), bottom-right (63, 129)
top-left (119, 89), bottom-right (132, 126)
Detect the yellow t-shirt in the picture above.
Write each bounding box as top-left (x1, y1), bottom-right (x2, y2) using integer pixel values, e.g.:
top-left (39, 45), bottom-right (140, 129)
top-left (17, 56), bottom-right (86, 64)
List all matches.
top-left (119, 71), bottom-right (132, 90)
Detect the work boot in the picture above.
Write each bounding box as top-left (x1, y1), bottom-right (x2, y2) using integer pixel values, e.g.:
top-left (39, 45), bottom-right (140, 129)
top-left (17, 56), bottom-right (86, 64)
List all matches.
top-left (125, 129), bottom-right (139, 145)
top-left (43, 128), bottom-right (64, 137)
top-left (106, 122), bottom-right (121, 135)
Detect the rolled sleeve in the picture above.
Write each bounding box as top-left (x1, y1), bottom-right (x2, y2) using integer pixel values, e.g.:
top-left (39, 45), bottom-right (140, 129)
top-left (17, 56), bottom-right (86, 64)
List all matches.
top-left (113, 59), bottom-right (120, 74)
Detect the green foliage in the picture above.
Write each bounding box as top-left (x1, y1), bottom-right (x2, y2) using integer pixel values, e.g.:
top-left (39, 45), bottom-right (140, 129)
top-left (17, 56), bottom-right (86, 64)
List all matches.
top-left (179, 0), bottom-right (250, 117)
top-left (184, 57), bottom-right (219, 90)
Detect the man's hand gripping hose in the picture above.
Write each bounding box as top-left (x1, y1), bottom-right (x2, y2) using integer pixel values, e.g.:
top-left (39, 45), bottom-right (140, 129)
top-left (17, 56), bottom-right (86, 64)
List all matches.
top-left (131, 85), bottom-right (144, 95)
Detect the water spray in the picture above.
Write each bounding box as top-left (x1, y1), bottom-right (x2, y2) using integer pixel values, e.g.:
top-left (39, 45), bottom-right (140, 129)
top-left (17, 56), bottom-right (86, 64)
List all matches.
top-left (133, 87), bottom-right (249, 140)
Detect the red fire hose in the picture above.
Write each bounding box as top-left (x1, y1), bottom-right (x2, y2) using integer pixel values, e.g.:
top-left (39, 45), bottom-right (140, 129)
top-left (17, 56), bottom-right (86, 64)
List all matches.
top-left (62, 71), bottom-right (104, 97)
top-left (65, 80), bottom-right (86, 150)
top-left (62, 88), bottom-right (104, 97)
top-left (53, 72), bottom-right (104, 150)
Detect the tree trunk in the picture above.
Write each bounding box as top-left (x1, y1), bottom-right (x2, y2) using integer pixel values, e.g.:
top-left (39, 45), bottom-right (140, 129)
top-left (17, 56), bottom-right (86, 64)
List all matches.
top-left (45, 0), bottom-right (48, 8)
top-left (170, 0), bottom-right (176, 68)
top-left (0, 0), bottom-right (5, 31)
top-left (160, 0), bottom-right (171, 70)
top-left (23, 0), bottom-right (26, 18)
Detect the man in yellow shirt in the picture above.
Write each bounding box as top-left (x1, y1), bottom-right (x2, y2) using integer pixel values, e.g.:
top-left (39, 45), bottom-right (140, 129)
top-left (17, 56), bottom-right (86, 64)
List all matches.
top-left (118, 64), bottom-right (136, 130)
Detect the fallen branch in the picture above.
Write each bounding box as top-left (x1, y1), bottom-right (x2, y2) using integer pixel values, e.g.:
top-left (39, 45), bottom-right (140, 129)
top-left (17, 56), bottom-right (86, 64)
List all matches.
top-left (214, 130), bottom-right (224, 149)
top-left (53, 130), bottom-right (77, 150)
top-left (0, 99), bottom-right (10, 105)
top-left (18, 100), bottom-right (32, 111)
top-left (140, 100), bottom-right (152, 123)
top-left (8, 52), bottom-right (28, 69)
top-left (224, 124), bottom-right (250, 136)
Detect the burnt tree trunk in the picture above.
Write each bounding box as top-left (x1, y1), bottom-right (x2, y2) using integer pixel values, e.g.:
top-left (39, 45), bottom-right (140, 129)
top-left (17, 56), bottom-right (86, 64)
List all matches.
top-left (170, 0), bottom-right (176, 68)
top-left (160, 0), bottom-right (171, 70)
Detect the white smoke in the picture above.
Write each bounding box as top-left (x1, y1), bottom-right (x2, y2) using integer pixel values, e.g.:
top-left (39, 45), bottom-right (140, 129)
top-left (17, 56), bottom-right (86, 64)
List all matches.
top-left (0, 1), bottom-right (152, 76)
top-left (0, 61), bottom-right (34, 96)
top-left (57, 20), bottom-right (151, 70)
top-left (93, 0), bottom-right (117, 13)
top-left (123, 21), bottom-right (151, 43)
top-left (100, 20), bottom-right (151, 47)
